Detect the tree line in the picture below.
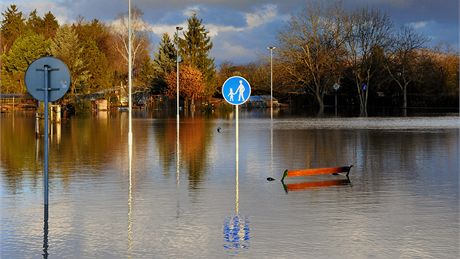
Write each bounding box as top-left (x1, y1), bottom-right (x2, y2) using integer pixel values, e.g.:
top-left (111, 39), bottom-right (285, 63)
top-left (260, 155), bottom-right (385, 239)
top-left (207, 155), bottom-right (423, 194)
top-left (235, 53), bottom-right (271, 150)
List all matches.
top-left (274, 3), bottom-right (458, 115)
top-left (0, 4), bottom-right (215, 111)
top-left (1, 4), bottom-right (458, 115)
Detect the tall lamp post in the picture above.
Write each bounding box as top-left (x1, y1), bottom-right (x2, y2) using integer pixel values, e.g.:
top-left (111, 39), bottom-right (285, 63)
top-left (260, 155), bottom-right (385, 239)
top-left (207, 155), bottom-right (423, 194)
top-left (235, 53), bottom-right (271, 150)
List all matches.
top-left (267, 46), bottom-right (276, 121)
top-left (175, 26), bottom-right (182, 184)
top-left (128, 0), bottom-right (133, 176)
top-left (176, 26), bottom-right (183, 122)
top-left (333, 83), bottom-right (340, 116)
top-left (267, 46), bottom-right (276, 181)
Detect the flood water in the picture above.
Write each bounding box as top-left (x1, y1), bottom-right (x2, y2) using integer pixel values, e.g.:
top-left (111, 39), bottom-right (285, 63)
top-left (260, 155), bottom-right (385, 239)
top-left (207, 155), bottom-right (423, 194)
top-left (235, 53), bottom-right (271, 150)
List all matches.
top-left (1, 111), bottom-right (459, 258)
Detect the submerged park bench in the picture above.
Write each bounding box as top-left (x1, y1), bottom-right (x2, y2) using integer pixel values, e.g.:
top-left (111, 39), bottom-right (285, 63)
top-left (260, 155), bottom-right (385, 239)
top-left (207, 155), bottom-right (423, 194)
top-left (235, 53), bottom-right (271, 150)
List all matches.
top-left (280, 165), bottom-right (353, 192)
top-left (281, 165), bottom-right (353, 182)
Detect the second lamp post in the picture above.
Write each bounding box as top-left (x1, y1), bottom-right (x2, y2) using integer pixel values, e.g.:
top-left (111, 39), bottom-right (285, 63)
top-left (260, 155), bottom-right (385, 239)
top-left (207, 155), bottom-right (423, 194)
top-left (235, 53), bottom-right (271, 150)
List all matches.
top-left (267, 46), bottom-right (276, 121)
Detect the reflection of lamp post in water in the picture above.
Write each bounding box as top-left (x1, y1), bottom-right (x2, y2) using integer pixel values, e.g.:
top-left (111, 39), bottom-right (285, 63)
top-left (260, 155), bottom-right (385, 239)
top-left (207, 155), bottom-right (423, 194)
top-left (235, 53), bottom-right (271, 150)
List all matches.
top-left (333, 83), bottom-right (340, 116)
top-left (127, 171), bottom-right (133, 258)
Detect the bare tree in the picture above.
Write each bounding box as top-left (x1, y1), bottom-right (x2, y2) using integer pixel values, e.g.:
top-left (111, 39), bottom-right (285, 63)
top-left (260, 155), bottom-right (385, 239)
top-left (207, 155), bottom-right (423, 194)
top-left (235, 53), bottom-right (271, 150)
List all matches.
top-left (385, 25), bottom-right (426, 111)
top-left (343, 8), bottom-right (392, 116)
top-left (278, 3), bottom-right (346, 114)
top-left (111, 6), bottom-right (151, 90)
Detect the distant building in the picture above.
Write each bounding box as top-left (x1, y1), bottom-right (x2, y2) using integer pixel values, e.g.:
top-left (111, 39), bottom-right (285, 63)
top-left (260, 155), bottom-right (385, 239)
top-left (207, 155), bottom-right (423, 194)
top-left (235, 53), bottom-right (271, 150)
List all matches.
top-left (244, 95), bottom-right (279, 108)
top-left (0, 93), bottom-right (36, 111)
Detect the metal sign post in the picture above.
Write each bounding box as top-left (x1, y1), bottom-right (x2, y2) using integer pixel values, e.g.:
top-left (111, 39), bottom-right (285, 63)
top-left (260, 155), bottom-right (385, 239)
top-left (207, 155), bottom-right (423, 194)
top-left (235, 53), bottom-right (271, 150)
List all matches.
top-left (25, 57), bottom-right (71, 207)
top-left (222, 76), bottom-right (251, 251)
top-left (222, 76), bottom-right (251, 215)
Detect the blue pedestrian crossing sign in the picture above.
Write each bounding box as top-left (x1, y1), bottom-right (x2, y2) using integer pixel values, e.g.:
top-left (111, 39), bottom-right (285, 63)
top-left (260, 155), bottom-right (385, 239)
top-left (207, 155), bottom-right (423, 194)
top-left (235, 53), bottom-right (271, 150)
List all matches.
top-left (222, 76), bottom-right (251, 105)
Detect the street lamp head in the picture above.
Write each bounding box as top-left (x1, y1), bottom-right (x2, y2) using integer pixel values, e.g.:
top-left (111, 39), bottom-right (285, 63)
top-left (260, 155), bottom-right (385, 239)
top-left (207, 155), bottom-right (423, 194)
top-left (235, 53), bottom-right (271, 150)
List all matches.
top-left (176, 26), bottom-right (183, 31)
top-left (268, 46), bottom-right (276, 50)
top-left (333, 83), bottom-right (341, 91)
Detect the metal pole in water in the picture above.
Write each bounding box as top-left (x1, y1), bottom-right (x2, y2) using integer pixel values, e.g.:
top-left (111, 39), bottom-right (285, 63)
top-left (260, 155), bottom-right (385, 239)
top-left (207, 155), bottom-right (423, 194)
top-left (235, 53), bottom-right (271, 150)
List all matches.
top-left (25, 57), bottom-right (71, 211)
top-left (128, 0), bottom-right (133, 178)
top-left (235, 105), bottom-right (239, 215)
top-left (270, 49), bottom-right (273, 121)
top-left (43, 65), bottom-right (49, 206)
top-left (271, 119), bottom-right (273, 178)
top-left (127, 3), bottom-right (133, 257)
top-left (175, 26), bottom-right (182, 183)
top-left (268, 46), bottom-right (276, 121)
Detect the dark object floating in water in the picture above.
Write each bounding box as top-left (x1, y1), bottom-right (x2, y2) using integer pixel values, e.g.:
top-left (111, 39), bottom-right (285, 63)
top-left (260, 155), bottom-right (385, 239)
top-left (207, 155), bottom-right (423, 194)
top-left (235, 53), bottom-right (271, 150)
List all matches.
top-left (217, 127), bottom-right (222, 133)
top-left (266, 177), bottom-right (276, 181)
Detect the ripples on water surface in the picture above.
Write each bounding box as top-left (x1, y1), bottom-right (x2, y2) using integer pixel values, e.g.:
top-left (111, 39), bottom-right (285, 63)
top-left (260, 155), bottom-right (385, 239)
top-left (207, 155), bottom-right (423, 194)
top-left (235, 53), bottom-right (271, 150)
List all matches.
top-left (1, 112), bottom-right (459, 258)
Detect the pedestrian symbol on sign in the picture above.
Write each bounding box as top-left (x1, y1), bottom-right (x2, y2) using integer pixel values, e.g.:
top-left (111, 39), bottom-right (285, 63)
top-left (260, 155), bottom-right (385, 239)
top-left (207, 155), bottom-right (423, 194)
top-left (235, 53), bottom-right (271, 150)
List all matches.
top-left (222, 76), bottom-right (251, 105)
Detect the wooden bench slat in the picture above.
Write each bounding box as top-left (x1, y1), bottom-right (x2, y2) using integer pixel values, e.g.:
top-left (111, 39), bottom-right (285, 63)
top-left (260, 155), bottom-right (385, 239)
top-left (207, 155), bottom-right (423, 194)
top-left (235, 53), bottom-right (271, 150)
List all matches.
top-left (287, 166), bottom-right (349, 177)
top-left (281, 165), bottom-right (353, 182)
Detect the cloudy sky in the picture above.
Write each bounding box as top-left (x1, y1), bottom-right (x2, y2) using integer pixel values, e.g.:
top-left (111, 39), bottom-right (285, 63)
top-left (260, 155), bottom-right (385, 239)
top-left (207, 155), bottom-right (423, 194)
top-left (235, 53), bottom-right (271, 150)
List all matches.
top-left (1, 0), bottom-right (458, 64)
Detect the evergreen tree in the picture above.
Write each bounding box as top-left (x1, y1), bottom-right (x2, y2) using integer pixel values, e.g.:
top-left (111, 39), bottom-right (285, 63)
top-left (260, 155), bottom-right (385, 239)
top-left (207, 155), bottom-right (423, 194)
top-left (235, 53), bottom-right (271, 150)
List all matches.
top-left (1, 32), bottom-right (50, 93)
top-left (50, 25), bottom-right (89, 97)
top-left (152, 33), bottom-right (176, 94)
top-left (1, 4), bottom-right (26, 52)
top-left (137, 57), bottom-right (156, 92)
top-left (74, 18), bottom-right (110, 52)
top-left (73, 18), bottom-right (115, 94)
top-left (179, 13), bottom-right (216, 98)
top-left (42, 12), bottom-right (59, 39)
top-left (80, 39), bottom-right (112, 93)
top-left (26, 10), bottom-right (43, 35)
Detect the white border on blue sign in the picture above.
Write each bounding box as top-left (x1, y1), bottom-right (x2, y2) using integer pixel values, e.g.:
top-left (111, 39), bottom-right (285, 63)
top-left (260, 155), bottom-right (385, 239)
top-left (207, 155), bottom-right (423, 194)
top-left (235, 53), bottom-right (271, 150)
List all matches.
top-left (222, 76), bottom-right (251, 106)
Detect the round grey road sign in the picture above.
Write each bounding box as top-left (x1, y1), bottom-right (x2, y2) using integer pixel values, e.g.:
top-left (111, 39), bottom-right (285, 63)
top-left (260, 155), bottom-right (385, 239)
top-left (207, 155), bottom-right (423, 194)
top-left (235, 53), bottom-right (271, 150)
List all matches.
top-left (25, 56), bottom-right (71, 102)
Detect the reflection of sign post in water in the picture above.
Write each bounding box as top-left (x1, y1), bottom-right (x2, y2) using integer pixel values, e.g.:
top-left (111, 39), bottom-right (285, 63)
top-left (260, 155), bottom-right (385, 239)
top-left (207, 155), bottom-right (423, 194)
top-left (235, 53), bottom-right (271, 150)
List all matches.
top-left (25, 57), bottom-right (71, 207)
top-left (224, 215), bottom-right (250, 250)
top-left (222, 76), bottom-right (251, 252)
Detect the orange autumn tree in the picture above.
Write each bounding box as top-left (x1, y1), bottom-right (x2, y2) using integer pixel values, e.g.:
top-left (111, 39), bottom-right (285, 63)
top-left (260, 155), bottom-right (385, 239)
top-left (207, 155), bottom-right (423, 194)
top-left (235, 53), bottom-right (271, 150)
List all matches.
top-left (166, 64), bottom-right (205, 109)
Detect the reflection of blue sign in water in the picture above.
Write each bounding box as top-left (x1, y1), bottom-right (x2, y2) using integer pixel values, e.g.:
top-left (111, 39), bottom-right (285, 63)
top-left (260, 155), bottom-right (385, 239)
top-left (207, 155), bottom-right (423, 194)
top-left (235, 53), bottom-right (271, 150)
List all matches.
top-left (223, 215), bottom-right (250, 251)
top-left (222, 76), bottom-right (251, 105)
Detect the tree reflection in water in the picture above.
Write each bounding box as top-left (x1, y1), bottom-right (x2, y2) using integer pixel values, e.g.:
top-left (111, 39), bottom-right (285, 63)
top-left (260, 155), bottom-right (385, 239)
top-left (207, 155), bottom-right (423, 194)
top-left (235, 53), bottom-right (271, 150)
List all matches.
top-left (155, 117), bottom-right (214, 189)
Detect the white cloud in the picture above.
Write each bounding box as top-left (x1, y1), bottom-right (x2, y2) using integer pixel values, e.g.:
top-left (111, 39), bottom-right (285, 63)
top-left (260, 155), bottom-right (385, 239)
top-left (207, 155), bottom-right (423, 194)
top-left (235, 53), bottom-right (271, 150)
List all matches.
top-left (408, 21), bottom-right (429, 29)
top-left (146, 22), bottom-right (187, 37)
top-left (205, 24), bottom-right (244, 37)
top-left (0, 0), bottom-right (72, 24)
top-left (183, 5), bottom-right (202, 17)
top-left (144, 4), bottom-right (282, 38)
top-left (212, 41), bottom-right (254, 62)
top-left (245, 4), bottom-right (278, 28)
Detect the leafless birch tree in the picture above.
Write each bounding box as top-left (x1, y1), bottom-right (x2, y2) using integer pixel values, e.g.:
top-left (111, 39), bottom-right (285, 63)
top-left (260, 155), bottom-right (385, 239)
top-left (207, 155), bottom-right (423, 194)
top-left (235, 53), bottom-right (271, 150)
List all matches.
top-left (111, 7), bottom-right (151, 93)
top-left (385, 25), bottom-right (426, 111)
top-left (343, 8), bottom-right (392, 116)
top-left (278, 4), bottom-right (346, 114)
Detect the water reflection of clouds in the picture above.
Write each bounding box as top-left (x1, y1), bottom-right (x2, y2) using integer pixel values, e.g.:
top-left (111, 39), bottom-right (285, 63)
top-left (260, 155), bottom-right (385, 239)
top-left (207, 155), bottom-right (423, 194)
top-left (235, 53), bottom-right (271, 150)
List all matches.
top-left (1, 114), bottom-right (458, 257)
top-left (275, 117), bottom-right (460, 130)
